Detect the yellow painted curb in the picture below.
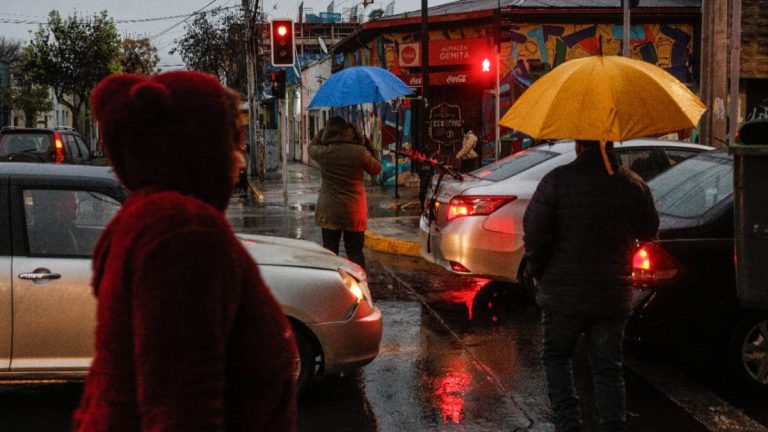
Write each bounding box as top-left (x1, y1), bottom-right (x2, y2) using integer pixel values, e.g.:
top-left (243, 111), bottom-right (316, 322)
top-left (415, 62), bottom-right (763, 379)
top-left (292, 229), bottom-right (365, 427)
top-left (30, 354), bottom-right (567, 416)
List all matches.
top-left (365, 230), bottom-right (421, 257)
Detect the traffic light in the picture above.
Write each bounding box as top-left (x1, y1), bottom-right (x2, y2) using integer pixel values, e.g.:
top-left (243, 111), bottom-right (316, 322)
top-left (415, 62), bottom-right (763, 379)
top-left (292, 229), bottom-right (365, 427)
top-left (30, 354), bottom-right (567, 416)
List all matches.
top-left (270, 19), bottom-right (295, 67)
top-left (479, 55), bottom-right (495, 82)
top-left (481, 58), bottom-right (492, 73)
top-left (270, 70), bottom-right (286, 99)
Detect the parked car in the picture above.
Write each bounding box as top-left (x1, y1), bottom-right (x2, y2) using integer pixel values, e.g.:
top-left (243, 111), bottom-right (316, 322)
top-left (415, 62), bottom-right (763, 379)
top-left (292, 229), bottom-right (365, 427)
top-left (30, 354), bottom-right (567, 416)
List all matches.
top-left (0, 163), bottom-right (381, 389)
top-left (0, 127), bottom-right (95, 164)
top-left (627, 149), bottom-right (768, 390)
top-left (419, 139), bottom-right (711, 298)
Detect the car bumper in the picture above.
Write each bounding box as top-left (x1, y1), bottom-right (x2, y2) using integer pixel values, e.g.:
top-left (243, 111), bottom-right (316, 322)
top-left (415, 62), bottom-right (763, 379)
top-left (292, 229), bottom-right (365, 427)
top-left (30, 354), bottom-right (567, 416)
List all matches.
top-left (307, 303), bottom-right (382, 375)
top-left (419, 215), bottom-right (524, 282)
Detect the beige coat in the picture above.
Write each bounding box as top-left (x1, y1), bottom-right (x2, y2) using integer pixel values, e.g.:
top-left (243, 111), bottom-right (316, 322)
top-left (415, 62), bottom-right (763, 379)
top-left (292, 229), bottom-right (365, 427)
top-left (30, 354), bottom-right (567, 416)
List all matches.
top-left (309, 124), bottom-right (381, 232)
top-left (456, 130), bottom-right (478, 160)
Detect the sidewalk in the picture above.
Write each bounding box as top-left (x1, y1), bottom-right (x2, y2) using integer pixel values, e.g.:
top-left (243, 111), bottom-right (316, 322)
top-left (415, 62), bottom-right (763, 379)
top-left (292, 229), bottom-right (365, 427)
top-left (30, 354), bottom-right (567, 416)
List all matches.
top-left (245, 161), bottom-right (423, 258)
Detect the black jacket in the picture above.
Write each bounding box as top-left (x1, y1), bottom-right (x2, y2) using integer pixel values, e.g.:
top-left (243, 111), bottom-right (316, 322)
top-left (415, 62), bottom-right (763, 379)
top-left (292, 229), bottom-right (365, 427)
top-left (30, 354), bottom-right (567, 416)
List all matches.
top-left (523, 148), bottom-right (659, 318)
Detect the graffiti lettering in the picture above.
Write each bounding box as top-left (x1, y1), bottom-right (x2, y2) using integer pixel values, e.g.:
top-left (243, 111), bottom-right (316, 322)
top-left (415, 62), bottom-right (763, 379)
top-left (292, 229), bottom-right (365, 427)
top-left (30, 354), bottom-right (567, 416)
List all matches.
top-left (746, 105), bottom-right (768, 122)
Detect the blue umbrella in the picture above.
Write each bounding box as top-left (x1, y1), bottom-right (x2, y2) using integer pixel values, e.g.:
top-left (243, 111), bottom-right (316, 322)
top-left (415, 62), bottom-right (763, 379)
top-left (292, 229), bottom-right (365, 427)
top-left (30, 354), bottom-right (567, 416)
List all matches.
top-left (309, 66), bottom-right (413, 108)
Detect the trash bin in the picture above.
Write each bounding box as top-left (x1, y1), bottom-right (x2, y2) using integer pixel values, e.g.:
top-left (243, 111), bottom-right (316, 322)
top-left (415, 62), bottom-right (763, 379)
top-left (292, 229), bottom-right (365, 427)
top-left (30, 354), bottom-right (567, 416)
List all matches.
top-left (729, 119), bottom-right (768, 310)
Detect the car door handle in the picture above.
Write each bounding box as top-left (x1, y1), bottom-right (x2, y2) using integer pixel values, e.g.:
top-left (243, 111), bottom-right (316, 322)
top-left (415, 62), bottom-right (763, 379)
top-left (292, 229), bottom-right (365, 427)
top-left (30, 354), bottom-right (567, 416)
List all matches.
top-left (18, 271), bottom-right (62, 281)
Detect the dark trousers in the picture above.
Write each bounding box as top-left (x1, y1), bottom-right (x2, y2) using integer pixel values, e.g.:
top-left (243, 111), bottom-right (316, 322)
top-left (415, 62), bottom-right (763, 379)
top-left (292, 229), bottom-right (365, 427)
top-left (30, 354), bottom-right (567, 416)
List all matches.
top-left (542, 310), bottom-right (628, 432)
top-left (321, 228), bottom-right (366, 270)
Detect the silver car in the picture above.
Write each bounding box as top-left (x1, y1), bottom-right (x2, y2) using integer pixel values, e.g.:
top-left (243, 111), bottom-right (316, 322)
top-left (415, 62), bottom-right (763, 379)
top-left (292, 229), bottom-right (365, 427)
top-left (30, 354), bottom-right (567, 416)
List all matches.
top-left (420, 139), bottom-right (710, 298)
top-left (0, 163), bottom-right (381, 388)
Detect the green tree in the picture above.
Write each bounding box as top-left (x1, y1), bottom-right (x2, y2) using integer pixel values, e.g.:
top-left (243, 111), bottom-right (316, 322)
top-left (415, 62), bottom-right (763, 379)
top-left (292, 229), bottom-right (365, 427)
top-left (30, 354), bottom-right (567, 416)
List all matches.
top-left (21, 10), bottom-right (120, 132)
top-left (0, 38), bottom-right (51, 127)
top-left (118, 36), bottom-right (160, 75)
top-left (173, 7), bottom-right (247, 93)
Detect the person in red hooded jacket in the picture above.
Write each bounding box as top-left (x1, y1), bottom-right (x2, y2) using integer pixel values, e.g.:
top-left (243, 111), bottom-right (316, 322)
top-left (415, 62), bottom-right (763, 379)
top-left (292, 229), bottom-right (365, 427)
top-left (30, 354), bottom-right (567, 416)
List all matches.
top-left (73, 71), bottom-right (297, 431)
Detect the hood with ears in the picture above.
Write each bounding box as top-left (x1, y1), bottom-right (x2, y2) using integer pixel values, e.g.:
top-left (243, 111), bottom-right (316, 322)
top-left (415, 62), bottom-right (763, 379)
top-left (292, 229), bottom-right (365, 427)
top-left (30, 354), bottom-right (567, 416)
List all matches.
top-left (91, 71), bottom-right (236, 211)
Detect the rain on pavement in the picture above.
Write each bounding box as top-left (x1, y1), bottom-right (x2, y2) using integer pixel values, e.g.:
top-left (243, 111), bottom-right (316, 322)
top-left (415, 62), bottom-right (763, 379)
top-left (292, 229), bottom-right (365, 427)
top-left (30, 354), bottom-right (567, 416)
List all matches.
top-left (1, 163), bottom-right (766, 431)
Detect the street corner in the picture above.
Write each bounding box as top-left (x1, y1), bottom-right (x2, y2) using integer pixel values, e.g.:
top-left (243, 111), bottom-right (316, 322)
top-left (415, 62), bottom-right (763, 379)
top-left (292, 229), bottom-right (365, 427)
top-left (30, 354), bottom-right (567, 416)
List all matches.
top-left (365, 228), bottom-right (420, 258)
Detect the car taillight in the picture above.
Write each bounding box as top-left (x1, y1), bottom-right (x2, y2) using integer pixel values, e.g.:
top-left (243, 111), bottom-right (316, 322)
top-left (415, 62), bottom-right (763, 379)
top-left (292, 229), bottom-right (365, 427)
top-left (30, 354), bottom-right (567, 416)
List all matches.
top-left (53, 131), bottom-right (64, 164)
top-left (450, 261), bottom-right (471, 273)
top-left (631, 242), bottom-right (680, 287)
top-left (446, 195), bottom-right (516, 221)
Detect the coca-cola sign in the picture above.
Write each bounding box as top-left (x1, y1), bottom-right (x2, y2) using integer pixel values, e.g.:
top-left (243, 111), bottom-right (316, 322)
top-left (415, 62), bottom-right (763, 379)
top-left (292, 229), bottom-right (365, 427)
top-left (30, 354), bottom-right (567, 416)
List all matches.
top-left (446, 74), bottom-right (467, 84)
top-left (398, 43), bottom-right (420, 67)
top-left (399, 72), bottom-right (474, 87)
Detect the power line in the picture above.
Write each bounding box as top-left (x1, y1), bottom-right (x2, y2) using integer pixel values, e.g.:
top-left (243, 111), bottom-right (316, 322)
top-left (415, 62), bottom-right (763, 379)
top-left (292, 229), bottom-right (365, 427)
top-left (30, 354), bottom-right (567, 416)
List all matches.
top-left (149, 0), bottom-right (225, 41)
top-left (0, 5), bottom-right (239, 27)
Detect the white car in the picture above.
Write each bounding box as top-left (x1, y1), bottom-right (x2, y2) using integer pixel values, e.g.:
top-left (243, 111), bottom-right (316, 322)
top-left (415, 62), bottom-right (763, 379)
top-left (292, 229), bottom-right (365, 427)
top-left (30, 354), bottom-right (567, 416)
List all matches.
top-left (419, 139), bottom-right (711, 298)
top-left (0, 163), bottom-right (381, 389)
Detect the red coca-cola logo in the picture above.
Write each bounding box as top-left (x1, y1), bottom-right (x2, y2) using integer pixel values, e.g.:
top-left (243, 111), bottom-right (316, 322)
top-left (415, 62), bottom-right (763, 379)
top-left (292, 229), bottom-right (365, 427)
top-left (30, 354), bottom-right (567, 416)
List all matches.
top-left (401, 46), bottom-right (418, 65)
top-left (446, 74), bottom-right (467, 83)
top-left (408, 76), bottom-right (422, 86)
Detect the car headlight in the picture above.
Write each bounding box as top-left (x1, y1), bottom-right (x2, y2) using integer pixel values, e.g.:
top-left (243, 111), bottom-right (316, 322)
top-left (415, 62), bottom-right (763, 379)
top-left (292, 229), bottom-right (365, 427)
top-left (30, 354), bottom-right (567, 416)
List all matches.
top-left (339, 269), bottom-right (373, 308)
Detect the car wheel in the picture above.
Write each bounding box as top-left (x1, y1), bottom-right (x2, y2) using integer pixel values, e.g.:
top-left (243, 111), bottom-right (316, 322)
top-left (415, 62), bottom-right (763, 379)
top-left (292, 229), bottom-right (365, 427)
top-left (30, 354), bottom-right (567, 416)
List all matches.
top-left (518, 260), bottom-right (537, 305)
top-left (291, 322), bottom-right (322, 392)
top-left (728, 312), bottom-right (768, 391)
top-left (471, 281), bottom-right (523, 324)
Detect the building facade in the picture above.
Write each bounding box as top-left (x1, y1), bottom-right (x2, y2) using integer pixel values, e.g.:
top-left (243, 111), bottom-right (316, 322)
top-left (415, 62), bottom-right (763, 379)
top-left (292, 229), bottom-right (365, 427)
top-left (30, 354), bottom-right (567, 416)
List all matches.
top-left (326, 0), bottom-right (700, 185)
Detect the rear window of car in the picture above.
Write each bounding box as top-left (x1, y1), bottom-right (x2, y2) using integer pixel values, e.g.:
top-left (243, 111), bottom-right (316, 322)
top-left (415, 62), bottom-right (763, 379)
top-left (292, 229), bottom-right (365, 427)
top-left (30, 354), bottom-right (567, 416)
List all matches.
top-left (0, 133), bottom-right (52, 156)
top-left (472, 148), bottom-right (559, 182)
top-left (648, 153), bottom-right (733, 219)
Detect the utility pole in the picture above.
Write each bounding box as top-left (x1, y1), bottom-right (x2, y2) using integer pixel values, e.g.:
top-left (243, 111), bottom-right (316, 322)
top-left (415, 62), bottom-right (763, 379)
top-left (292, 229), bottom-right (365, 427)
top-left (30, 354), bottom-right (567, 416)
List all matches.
top-left (419, 0), bottom-right (429, 157)
top-left (729, 0), bottom-right (742, 146)
top-left (700, 0), bottom-right (729, 148)
top-left (622, 0), bottom-right (630, 57)
top-left (243, 0), bottom-right (258, 181)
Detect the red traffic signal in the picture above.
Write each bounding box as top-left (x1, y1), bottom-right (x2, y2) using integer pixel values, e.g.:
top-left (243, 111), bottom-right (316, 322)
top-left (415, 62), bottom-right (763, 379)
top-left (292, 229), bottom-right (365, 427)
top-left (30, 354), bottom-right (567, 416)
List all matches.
top-left (270, 19), bottom-right (295, 67)
top-left (481, 58), bottom-right (492, 73)
top-left (270, 70), bottom-right (286, 99)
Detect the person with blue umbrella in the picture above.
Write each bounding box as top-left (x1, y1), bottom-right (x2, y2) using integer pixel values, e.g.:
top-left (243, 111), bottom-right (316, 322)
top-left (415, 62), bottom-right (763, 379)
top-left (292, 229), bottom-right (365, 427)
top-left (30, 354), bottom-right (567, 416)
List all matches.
top-left (309, 116), bottom-right (381, 270)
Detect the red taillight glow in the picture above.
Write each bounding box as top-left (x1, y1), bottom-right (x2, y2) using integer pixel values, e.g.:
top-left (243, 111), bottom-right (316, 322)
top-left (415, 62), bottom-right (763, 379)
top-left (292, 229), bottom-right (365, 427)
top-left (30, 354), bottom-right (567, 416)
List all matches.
top-left (53, 131), bottom-right (64, 164)
top-left (633, 248), bottom-right (650, 271)
top-left (450, 261), bottom-right (471, 273)
top-left (446, 195), bottom-right (516, 221)
top-left (631, 242), bottom-right (680, 287)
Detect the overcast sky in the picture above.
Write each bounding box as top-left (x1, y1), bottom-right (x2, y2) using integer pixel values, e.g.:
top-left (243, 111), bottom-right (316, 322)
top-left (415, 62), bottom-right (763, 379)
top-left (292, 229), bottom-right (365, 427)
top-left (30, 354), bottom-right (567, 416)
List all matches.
top-left (0, 0), bottom-right (454, 69)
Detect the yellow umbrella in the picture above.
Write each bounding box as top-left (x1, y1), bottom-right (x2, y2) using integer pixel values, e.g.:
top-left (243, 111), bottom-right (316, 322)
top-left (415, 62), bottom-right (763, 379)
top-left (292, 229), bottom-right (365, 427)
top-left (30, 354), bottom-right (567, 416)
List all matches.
top-left (499, 55), bottom-right (707, 173)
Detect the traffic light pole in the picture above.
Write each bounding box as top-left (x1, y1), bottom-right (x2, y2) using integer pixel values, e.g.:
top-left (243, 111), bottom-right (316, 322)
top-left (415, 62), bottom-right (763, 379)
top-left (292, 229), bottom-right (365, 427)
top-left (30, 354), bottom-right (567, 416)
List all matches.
top-left (495, 53), bottom-right (500, 160)
top-left (282, 96), bottom-right (289, 202)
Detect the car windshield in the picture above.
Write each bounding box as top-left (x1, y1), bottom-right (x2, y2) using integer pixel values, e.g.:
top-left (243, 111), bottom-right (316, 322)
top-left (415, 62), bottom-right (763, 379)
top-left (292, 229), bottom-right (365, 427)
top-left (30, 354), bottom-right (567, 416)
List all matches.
top-left (648, 153), bottom-right (733, 219)
top-left (471, 148), bottom-right (559, 182)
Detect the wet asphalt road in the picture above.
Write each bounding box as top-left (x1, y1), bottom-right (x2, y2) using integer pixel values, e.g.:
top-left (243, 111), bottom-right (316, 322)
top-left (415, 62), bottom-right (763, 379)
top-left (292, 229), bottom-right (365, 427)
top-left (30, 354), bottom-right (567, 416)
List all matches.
top-left (1, 176), bottom-right (766, 431)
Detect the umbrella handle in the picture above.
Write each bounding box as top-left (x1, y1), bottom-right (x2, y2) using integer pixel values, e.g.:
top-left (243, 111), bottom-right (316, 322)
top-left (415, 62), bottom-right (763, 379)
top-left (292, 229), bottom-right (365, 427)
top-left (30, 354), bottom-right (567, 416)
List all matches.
top-left (600, 140), bottom-right (614, 175)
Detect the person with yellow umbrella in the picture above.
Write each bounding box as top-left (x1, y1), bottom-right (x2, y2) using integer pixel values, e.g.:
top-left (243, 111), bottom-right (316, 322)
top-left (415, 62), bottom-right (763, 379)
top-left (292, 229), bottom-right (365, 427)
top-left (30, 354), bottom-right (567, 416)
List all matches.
top-left (504, 55), bottom-right (707, 432)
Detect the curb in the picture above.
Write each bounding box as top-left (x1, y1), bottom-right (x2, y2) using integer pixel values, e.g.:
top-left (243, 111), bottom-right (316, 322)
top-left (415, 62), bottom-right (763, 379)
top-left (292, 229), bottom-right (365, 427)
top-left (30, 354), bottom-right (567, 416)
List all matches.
top-left (364, 230), bottom-right (421, 258)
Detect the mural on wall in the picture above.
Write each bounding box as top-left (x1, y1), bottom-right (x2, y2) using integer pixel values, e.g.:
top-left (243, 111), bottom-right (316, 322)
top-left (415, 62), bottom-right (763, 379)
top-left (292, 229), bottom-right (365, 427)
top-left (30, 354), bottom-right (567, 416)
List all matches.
top-left (339, 21), bottom-right (695, 177)
top-left (506, 23), bottom-right (694, 86)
